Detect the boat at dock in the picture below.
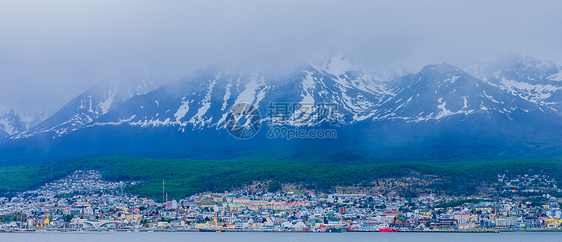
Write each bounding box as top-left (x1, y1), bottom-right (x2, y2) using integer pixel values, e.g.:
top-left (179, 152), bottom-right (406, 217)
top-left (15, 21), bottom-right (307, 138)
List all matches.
top-left (199, 228), bottom-right (226, 232)
top-left (379, 228), bottom-right (399, 232)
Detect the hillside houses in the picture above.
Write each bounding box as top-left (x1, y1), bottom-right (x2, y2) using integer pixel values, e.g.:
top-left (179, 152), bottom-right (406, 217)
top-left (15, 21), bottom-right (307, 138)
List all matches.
top-left (0, 170), bottom-right (561, 232)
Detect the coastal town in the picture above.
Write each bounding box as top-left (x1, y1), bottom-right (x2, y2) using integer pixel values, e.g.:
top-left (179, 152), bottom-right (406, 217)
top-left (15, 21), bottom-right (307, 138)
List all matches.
top-left (0, 170), bottom-right (561, 233)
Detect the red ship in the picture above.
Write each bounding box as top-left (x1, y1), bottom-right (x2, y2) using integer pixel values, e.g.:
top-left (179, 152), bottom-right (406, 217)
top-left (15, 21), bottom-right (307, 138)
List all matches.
top-left (378, 228), bottom-right (399, 232)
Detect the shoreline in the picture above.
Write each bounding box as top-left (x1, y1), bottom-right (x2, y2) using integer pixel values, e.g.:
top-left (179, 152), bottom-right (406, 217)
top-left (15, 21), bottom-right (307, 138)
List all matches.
top-left (2, 229), bottom-right (561, 233)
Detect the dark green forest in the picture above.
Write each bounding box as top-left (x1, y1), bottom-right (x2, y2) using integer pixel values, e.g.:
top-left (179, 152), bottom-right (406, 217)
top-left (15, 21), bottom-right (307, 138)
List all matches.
top-left (0, 156), bottom-right (560, 201)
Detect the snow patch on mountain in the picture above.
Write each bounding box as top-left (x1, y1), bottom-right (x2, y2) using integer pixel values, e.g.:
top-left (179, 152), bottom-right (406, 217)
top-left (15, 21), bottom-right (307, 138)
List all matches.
top-left (93, 115), bottom-right (136, 126)
top-left (0, 118), bottom-right (15, 135)
top-left (99, 84), bottom-right (117, 115)
top-left (325, 53), bottom-right (353, 77)
top-left (0, 108), bottom-right (45, 138)
top-left (435, 98), bottom-right (464, 119)
top-left (234, 74), bottom-right (269, 105)
top-left (469, 54), bottom-right (562, 113)
top-left (174, 99), bottom-right (192, 122)
top-left (189, 80), bottom-right (217, 127)
top-left (443, 75), bottom-right (460, 84)
top-left (500, 77), bottom-right (562, 103)
top-left (548, 72), bottom-right (562, 82)
top-left (221, 80), bottom-right (233, 111)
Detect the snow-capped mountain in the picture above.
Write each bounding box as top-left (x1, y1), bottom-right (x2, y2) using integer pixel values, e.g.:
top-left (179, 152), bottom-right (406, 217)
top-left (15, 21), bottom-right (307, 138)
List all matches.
top-left (11, 77), bottom-right (156, 139)
top-left (0, 108), bottom-right (45, 139)
top-left (374, 63), bottom-right (547, 122)
top-left (92, 57), bottom-right (394, 130)
top-left (469, 53), bottom-right (562, 113)
top-left (2, 54), bottom-right (562, 165)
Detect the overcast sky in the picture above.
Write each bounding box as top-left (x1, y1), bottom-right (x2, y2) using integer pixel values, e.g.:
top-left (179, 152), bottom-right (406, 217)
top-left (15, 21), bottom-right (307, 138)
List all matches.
top-left (1, 0), bottom-right (561, 113)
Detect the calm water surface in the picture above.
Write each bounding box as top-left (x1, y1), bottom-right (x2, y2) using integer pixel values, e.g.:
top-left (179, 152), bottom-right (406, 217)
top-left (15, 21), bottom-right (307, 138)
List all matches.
top-left (1, 231), bottom-right (561, 242)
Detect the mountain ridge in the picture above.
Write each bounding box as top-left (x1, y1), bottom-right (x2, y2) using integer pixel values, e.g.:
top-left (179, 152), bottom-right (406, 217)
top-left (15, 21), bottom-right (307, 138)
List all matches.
top-left (1, 55), bottom-right (562, 165)
top-left (11, 77), bottom-right (156, 139)
top-left (0, 108), bottom-right (45, 140)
